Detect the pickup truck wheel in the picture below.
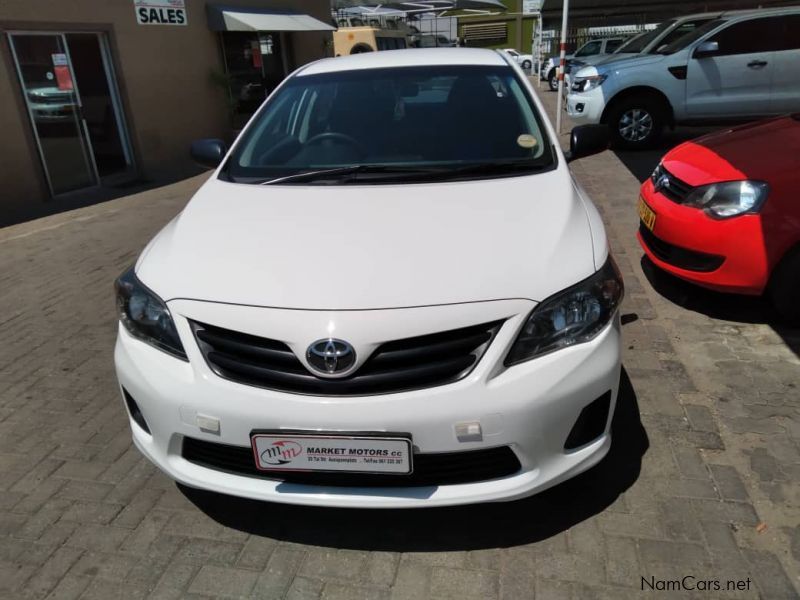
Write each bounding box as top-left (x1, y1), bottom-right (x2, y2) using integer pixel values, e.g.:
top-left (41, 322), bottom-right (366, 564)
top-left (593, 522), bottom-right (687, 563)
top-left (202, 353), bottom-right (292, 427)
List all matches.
top-left (769, 247), bottom-right (800, 325)
top-left (548, 69), bottom-right (558, 91)
top-left (606, 97), bottom-right (664, 149)
top-left (522, 60), bottom-right (532, 70)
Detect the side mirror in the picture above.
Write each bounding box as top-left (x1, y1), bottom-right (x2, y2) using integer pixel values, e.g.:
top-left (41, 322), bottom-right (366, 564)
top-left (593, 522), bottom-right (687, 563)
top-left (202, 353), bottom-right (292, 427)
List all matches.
top-left (566, 125), bottom-right (609, 162)
top-left (693, 40), bottom-right (719, 59)
top-left (190, 138), bottom-right (227, 168)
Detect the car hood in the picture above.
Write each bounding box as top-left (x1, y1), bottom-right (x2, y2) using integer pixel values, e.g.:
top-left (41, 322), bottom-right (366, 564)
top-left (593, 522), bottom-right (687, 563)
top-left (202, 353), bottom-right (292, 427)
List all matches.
top-left (663, 115), bottom-right (800, 185)
top-left (591, 53), bottom-right (665, 75)
top-left (136, 170), bottom-right (598, 310)
top-left (583, 52), bottom-right (637, 67)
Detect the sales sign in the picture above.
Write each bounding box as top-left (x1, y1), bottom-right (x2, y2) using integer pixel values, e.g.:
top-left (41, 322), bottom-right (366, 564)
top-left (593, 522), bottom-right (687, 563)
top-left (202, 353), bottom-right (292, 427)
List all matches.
top-left (522, 0), bottom-right (543, 14)
top-left (134, 0), bottom-right (187, 25)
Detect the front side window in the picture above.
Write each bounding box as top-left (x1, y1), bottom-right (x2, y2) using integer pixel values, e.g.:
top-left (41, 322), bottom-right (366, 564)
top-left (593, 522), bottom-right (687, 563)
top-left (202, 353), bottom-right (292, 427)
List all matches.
top-left (224, 65), bottom-right (554, 184)
top-left (706, 17), bottom-right (784, 56)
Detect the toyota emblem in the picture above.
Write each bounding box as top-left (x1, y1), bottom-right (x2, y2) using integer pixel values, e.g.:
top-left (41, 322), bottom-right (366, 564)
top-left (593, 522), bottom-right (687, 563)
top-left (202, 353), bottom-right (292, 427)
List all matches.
top-left (306, 338), bottom-right (356, 376)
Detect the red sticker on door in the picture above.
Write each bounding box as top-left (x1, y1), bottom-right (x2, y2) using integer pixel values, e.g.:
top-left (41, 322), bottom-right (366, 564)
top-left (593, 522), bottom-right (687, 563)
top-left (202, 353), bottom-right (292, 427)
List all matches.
top-left (53, 65), bottom-right (73, 91)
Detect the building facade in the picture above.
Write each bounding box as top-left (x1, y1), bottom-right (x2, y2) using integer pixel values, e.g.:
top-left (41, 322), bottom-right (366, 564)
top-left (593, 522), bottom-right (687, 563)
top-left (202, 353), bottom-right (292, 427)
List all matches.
top-left (457, 0), bottom-right (537, 53)
top-left (0, 0), bottom-right (332, 223)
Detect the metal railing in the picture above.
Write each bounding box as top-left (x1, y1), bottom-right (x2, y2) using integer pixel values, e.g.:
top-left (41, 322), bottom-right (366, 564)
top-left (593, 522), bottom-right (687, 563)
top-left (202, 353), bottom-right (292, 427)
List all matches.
top-left (539, 24), bottom-right (647, 57)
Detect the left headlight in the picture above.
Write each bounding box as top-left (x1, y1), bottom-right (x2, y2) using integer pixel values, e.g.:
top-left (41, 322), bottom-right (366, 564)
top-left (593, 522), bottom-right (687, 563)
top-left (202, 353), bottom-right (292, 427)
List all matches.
top-left (683, 180), bottom-right (769, 219)
top-left (115, 267), bottom-right (187, 360)
top-left (571, 73), bottom-right (607, 93)
top-left (505, 257), bottom-right (624, 366)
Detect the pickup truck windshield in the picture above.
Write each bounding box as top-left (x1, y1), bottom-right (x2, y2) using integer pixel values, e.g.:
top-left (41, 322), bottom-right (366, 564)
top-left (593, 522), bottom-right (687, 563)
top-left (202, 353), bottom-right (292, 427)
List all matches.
top-left (617, 21), bottom-right (672, 54)
top-left (224, 65), bottom-right (554, 185)
top-left (659, 19), bottom-right (725, 55)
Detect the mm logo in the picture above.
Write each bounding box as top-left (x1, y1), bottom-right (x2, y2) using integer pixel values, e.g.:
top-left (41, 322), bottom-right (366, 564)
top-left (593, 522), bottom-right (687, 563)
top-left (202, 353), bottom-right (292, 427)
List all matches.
top-left (260, 440), bottom-right (302, 465)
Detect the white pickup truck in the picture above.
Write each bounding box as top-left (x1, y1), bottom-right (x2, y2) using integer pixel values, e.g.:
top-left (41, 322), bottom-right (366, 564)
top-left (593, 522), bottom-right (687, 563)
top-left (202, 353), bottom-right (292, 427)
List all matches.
top-left (567, 7), bottom-right (800, 148)
top-left (565, 12), bottom-right (721, 88)
top-left (540, 37), bottom-right (626, 91)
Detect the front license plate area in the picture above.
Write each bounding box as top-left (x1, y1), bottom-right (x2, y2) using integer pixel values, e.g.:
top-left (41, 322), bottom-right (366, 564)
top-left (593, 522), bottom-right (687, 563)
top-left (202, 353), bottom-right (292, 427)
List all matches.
top-left (250, 431), bottom-right (413, 475)
top-left (638, 196), bottom-right (657, 231)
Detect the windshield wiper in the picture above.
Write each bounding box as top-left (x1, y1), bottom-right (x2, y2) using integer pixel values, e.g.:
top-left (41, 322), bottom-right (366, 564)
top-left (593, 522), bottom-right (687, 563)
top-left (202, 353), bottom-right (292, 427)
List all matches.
top-left (256, 160), bottom-right (548, 185)
top-left (259, 165), bottom-right (443, 185)
top-left (434, 160), bottom-right (550, 178)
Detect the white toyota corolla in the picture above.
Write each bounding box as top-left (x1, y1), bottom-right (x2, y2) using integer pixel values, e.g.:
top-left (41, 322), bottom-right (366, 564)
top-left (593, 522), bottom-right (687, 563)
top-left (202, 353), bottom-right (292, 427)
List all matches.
top-left (114, 48), bottom-right (623, 508)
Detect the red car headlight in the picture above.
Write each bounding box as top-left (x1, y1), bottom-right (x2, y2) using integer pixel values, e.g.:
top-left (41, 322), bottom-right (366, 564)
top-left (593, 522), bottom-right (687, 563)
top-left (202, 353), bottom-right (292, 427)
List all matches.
top-left (684, 180), bottom-right (769, 219)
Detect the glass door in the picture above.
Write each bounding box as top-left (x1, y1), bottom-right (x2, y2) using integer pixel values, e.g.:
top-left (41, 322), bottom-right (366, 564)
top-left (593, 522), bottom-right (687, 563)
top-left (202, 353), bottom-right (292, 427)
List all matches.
top-left (65, 33), bottom-right (133, 180)
top-left (220, 31), bottom-right (287, 129)
top-left (8, 33), bottom-right (98, 195)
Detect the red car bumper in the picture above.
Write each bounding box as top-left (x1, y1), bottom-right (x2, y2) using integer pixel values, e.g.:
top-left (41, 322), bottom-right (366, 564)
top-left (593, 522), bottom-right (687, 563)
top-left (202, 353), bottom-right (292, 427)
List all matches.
top-left (637, 179), bottom-right (770, 295)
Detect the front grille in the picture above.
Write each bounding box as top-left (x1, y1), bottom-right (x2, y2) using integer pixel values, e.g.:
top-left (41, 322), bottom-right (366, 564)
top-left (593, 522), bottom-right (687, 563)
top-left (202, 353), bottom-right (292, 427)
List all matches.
top-left (192, 320), bottom-right (502, 396)
top-left (182, 437), bottom-right (521, 487)
top-left (651, 164), bottom-right (693, 203)
top-left (639, 223), bottom-right (724, 272)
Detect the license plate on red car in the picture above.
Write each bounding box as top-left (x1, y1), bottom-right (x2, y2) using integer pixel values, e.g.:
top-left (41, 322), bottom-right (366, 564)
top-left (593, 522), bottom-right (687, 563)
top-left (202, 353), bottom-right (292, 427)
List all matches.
top-left (638, 197), bottom-right (657, 231)
top-left (250, 431), bottom-right (412, 474)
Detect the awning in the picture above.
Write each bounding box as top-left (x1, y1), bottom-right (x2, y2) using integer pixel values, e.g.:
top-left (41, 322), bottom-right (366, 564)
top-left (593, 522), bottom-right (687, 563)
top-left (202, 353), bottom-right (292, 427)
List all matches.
top-left (207, 5), bottom-right (336, 32)
top-left (538, 0), bottom-right (798, 27)
top-left (332, 1), bottom-right (507, 11)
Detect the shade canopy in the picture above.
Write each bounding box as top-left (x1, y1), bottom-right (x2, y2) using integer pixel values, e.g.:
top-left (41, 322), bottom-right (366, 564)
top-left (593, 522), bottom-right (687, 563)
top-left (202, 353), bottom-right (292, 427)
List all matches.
top-left (339, 6), bottom-right (407, 16)
top-left (332, 0), bottom-right (507, 11)
top-left (207, 5), bottom-right (336, 32)
top-left (539, 0), bottom-right (799, 27)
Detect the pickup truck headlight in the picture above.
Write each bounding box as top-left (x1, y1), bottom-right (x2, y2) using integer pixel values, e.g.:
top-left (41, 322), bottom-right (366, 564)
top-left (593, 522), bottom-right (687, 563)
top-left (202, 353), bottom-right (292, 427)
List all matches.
top-left (571, 74), bottom-right (607, 93)
top-left (505, 257), bottom-right (623, 366)
top-left (684, 180), bottom-right (769, 219)
top-left (115, 267), bottom-right (187, 360)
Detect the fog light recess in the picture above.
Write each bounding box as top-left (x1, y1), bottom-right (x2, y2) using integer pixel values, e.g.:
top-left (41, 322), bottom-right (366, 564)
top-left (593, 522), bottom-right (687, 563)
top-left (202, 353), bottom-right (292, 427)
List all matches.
top-left (123, 388), bottom-right (151, 434)
top-left (564, 391), bottom-right (611, 450)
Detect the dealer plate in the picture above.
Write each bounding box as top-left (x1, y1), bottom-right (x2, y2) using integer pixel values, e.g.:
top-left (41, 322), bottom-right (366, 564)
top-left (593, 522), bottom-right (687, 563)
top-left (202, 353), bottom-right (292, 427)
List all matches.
top-left (250, 432), bottom-right (412, 474)
top-left (638, 196), bottom-right (657, 231)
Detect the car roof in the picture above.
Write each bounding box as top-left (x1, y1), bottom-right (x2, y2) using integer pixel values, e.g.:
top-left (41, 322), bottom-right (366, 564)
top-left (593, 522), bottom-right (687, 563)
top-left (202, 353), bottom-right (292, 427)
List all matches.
top-left (671, 11), bottom-right (723, 21)
top-left (581, 36), bottom-right (624, 42)
top-left (300, 48), bottom-right (509, 76)
top-left (668, 6), bottom-right (797, 22)
top-left (664, 6), bottom-right (799, 31)
top-left (719, 6), bottom-right (800, 17)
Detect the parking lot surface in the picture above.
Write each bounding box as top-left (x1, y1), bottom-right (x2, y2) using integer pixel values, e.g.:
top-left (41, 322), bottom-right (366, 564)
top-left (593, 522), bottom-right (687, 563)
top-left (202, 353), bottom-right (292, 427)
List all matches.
top-left (0, 86), bottom-right (798, 600)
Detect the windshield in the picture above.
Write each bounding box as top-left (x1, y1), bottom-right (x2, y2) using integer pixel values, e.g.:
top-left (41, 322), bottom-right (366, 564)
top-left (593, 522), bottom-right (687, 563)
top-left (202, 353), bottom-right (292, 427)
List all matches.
top-left (615, 21), bottom-right (673, 54)
top-left (659, 19), bottom-right (725, 54)
top-left (225, 65), bottom-right (554, 184)
top-left (574, 40), bottom-right (602, 57)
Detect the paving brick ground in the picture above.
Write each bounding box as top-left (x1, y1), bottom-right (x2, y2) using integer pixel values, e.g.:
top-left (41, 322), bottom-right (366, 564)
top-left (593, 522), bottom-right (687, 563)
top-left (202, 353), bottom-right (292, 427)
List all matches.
top-left (0, 84), bottom-right (798, 600)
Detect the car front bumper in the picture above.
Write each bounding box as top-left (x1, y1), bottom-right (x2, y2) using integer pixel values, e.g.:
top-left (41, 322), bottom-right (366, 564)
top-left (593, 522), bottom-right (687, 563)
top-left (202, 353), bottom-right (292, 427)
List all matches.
top-left (566, 89), bottom-right (605, 124)
top-left (638, 180), bottom-right (769, 295)
top-left (114, 299), bottom-right (622, 508)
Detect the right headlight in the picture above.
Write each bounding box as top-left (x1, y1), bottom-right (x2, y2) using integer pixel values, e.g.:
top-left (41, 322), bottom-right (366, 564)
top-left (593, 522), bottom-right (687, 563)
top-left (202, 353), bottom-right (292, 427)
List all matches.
top-left (505, 257), bottom-right (624, 366)
top-left (115, 267), bottom-right (187, 360)
top-left (683, 180), bottom-right (769, 219)
top-left (571, 73), bottom-right (608, 93)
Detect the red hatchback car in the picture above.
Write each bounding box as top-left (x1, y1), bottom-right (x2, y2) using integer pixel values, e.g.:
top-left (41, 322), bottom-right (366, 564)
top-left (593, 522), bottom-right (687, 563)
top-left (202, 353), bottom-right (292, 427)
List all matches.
top-left (637, 115), bottom-right (800, 323)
